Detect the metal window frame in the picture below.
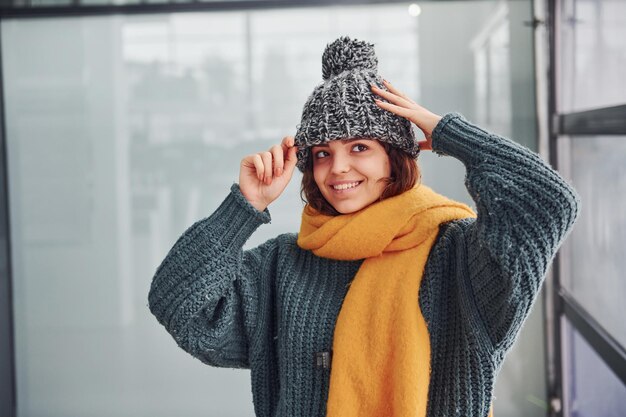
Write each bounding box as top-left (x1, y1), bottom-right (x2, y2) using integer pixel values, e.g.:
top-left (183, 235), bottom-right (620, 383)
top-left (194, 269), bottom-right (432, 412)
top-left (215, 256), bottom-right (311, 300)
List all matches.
top-left (0, 27), bottom-right (17, 417)
top-left (542, 0), bottom-right (626, 417)
top-left (557, 104), bottom-right (626, 135)
top-left (7, 0), bottom-right (410, 19)
top-left (561, 290), bottom-right (626, 386)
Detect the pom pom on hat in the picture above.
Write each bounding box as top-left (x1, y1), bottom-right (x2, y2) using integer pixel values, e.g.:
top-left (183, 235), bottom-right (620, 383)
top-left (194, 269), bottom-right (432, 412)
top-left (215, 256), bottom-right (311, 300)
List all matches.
top-left (294, 35), bottom-right (420, 173)
top-left (321, 36), bottom-right (378, 80)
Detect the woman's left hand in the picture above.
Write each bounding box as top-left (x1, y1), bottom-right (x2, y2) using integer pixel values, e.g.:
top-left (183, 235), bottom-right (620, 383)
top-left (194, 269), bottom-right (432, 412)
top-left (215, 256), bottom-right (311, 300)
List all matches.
top-left (370, 80), bottom-right (442, 151)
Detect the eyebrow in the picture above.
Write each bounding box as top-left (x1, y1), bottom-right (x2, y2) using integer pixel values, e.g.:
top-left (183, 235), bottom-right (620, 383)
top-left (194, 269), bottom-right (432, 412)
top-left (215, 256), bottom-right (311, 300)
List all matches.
top-left (312, 138), bottom-right (370, 148)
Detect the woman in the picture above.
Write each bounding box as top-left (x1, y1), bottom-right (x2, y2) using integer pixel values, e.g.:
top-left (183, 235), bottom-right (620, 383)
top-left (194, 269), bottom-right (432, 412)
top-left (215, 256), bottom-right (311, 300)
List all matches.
top-left (148, 36), bottom-right (580, 417)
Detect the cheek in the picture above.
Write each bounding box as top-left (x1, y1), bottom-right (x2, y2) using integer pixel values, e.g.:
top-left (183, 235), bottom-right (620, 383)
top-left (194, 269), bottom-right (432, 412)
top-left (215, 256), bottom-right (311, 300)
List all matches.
top-left (376, 155), bottom-right (391, 177)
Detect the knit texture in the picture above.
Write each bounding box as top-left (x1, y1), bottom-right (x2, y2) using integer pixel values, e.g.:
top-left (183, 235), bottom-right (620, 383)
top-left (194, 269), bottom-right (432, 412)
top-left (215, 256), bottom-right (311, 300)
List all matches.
top-left (148, 112), bottom-right (581, 417)
top-left (294, 36), bottom-right (419, 172)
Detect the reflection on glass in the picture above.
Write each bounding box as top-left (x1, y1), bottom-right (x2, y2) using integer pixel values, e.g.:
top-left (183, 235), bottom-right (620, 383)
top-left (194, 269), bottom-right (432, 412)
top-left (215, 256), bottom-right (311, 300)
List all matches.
top-left (559, 135), bottom-right (626, 349)
top-left (559, 0), bottom-right (626, 113)
top-left (562, 318), bottom-right (626, 417)
top-left (470, 2), bottom-right (511, 137)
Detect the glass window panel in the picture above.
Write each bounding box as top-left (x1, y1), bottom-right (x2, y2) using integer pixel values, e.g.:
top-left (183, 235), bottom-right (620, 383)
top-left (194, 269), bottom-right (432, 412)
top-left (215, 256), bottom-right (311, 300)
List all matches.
top-left (562, 318), bottom-right (626, 417)
top-left (1, 1), bottom-right (538, 416)
top-left (558, 0), bottom-right (626, 113)
top-left (558, 135), bottom-right (626, 349)
top-left (470, 2), bottom-right (512, 138)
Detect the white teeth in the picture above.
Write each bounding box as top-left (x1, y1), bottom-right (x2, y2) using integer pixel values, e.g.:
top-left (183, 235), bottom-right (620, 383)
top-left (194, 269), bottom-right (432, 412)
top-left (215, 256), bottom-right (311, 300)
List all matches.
top-left (332, 181), bottom-right (361, 190)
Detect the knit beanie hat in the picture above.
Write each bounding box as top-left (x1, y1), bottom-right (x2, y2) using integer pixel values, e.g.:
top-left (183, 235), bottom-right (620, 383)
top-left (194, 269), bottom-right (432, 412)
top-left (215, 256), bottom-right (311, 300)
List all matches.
top-left (294, 36), bottom-right (420, 173)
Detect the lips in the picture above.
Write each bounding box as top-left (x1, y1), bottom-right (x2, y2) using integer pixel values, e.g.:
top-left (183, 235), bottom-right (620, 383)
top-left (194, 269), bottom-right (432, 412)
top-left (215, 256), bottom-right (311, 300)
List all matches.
top-left (330, 180), bottom-right (363, 194)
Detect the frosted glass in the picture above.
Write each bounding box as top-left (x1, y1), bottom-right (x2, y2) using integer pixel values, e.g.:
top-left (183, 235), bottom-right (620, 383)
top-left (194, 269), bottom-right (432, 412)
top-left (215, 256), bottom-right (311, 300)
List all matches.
top-left (559, 0), bottom-right (626, 113)
top-left (562, 318), bottom-right (626, 417)
top-left (559, 135), bottom-right (626, 349)
top-left (1, 2), bottom-right (538, 416)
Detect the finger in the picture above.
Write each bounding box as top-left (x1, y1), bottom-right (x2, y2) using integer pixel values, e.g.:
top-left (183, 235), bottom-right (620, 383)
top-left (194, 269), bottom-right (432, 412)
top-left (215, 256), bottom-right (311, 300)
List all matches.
top-left (374, 99), bottom-right (417, 120)
top-left (382, 79), bottom-right (417, 105)
top-left (280, 136), bottom-right (295, 171)
top-left (247, 154), bottom-right (264, 181)
top-left (370, 84), bottom-right (414, 109)
top-left (260, 151), bottom-right (273, 184)
top-left (281, 135), bottom-right (295, 150)
top-left (269, 144), bottom-right (284, 177)
top-left (280, 136), bottom-right (295, 154)
top-left (283, 144), bottom-right (298, 176)
top-left (281, 135), bottom-right (296, 165)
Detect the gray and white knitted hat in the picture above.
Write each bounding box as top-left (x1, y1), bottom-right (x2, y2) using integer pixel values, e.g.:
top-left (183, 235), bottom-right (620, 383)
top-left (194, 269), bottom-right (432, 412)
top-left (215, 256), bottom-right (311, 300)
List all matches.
top-left (294, 36), bottom-right (420, 173)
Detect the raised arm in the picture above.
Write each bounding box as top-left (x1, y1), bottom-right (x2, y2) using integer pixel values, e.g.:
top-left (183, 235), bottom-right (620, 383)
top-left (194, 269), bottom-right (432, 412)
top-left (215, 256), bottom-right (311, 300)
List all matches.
top-left (147, 183), bottom-right (278, 368)
top-left (431, 112), bottom-right (581, 355)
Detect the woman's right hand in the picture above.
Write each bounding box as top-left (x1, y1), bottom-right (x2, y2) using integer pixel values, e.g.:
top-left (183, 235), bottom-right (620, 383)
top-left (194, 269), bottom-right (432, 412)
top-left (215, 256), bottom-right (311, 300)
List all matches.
top-left (239, 135), bottom-right (299, 212)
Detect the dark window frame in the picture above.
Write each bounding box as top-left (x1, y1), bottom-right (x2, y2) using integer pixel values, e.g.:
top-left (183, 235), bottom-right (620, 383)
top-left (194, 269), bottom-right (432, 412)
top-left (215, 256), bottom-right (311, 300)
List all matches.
top-left (0, 26), bottom-right (17, 417)
top-left (545, 1), bottom-right (626, 417)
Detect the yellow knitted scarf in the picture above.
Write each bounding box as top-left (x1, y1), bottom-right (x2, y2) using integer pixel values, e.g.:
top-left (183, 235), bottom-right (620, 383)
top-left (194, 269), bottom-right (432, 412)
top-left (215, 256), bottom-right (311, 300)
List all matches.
top-left (297, 183), bottom-right (493, 417)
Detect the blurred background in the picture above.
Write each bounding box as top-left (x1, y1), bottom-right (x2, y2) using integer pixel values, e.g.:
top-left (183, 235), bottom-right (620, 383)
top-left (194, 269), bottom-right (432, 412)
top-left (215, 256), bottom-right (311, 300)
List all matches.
top-left (0, 0), bottom-right (624, 416)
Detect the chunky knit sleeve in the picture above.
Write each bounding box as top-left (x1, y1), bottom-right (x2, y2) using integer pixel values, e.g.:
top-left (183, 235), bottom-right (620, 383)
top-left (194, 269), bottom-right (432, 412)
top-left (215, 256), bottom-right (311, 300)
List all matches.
top-left (431, 112), bottom-right (581, 355)
top-left (148, 183), bottom-right (278, 369)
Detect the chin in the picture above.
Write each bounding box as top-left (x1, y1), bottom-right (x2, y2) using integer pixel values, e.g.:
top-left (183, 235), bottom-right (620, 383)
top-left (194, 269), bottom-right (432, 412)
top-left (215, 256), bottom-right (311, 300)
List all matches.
top-left (331, 200), bottom-right (369, 214)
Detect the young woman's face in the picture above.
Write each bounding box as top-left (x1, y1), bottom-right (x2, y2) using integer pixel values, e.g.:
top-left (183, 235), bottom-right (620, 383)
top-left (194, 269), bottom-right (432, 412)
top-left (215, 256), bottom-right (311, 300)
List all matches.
top-left (312, 138), bottom-right (391, 214)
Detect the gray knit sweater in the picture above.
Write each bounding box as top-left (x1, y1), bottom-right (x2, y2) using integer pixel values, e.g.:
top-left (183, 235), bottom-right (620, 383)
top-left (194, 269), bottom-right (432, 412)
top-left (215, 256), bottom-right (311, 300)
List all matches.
top-left (148, 112), bottom-right (581, 417)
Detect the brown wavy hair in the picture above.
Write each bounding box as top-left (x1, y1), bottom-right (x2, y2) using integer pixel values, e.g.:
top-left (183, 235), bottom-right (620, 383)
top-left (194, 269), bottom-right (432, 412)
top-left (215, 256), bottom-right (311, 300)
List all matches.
top-left (299, 140), bottom-right (422, 216)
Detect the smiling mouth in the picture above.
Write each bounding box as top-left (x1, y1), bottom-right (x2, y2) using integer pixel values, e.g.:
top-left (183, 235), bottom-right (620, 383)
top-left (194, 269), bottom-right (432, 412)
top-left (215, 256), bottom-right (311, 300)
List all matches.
top-left (330, 181), bottom-right (363, 194)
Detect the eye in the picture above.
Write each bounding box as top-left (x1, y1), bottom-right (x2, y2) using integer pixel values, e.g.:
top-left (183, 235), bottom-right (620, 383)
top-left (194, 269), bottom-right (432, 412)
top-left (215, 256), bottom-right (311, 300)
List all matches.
top-left (352, 143), bottom-right (369, 152)
top-left (313, 143), bottom-right (369, 160)
top-left (314, 150), bottom-right (329, 159)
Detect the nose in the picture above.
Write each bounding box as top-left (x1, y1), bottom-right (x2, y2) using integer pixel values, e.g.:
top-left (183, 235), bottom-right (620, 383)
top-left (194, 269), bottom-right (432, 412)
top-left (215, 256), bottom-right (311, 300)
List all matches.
top-left (330, 152), bottom-right (351, 174)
